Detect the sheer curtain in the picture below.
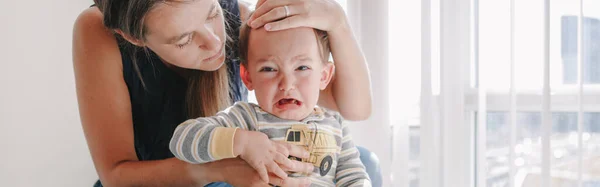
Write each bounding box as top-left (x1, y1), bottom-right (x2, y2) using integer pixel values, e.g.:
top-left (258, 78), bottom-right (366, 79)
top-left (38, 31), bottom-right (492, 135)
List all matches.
top-left (411, 0), bottom-right (600, 187)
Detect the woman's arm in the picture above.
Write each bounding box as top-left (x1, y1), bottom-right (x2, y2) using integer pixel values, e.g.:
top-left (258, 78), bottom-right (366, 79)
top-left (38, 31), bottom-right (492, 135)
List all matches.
top-left (74, 6), bottom-right (312, 187)
top-left (319, 21), bottom-right (372, 121)
top-left (73, 7), bottom-right (217, 187)
top-left (248, 0), bottom-right (372, 121)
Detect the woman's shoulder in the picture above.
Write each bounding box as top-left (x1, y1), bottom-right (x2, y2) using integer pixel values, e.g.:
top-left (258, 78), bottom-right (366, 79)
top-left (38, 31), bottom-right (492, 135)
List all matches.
top-left (73, 7), bottom-right (115, 47)
top-left (73, 7), bottom-right (122, 71)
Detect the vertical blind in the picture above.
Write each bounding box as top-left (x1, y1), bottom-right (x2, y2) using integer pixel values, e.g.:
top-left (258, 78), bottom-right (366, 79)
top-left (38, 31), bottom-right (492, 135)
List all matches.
top-left (416, 0), bottom-right (597, 186)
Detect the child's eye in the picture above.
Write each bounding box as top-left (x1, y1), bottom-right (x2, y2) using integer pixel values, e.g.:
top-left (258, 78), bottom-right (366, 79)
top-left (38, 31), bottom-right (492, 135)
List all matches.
top-left (259, 67), bottom-right (277, 72)
top-left (296, 66), bottom-right (311, 71)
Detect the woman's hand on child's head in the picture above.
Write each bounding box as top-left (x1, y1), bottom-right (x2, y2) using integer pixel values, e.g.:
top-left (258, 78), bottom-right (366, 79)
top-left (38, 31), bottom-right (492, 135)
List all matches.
top-left (249, 0), bottom-right (347, 33)
top-left (234, 130), bottom-right (290, 183)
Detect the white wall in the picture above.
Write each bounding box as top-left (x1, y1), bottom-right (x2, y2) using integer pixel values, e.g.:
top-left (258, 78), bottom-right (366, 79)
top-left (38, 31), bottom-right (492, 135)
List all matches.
top-left (0, 1), bottom-right (98, 186)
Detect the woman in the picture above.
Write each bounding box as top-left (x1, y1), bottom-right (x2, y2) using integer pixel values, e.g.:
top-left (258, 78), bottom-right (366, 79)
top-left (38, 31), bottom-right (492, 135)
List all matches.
top-left (72, 0), bottom-right (372, 186)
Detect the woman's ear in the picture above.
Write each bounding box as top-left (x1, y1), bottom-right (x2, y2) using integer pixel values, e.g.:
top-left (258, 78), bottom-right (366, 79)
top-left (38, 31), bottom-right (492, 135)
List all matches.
top-left (114, 29), bottom-right (145, 47)
top-left (240, 64), bottom-right (254, 91)
top-left (320, 61), bottom-right (335, 90)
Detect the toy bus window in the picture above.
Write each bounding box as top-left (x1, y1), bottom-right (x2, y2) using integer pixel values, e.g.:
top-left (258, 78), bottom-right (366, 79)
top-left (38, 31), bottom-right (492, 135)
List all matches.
top-left (287, 131), bottom-right (295, 141)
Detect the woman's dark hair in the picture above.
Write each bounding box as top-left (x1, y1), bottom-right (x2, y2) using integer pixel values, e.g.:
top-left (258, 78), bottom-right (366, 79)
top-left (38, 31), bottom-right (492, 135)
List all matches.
top-left (94, 0), bottom-right (231, 118)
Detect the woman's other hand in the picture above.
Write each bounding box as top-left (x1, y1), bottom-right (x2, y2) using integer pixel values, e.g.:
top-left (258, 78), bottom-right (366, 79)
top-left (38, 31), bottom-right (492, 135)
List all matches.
top-left (248, 0), bottom-right (347, 33)
top-left (213, 158), bottom-right (312, 187)
top-left (234, 130), bottom-right (289, 183)
top-left (234, 130), bottom-right (314, 184)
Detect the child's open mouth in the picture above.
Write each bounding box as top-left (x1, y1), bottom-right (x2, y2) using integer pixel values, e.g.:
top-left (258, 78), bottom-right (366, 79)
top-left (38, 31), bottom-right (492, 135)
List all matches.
top-left (276, 98), bottom-right (302, 109)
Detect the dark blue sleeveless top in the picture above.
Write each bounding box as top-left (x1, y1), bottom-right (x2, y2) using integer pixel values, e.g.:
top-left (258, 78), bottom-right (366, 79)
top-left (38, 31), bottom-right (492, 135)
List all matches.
top-left (121, 0), bottom-right (246, 162)
top-left (94, 0), bottom-right (246, 186)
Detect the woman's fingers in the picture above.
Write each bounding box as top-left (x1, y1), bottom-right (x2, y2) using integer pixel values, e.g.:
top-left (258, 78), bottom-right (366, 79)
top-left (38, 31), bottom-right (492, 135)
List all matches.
top-left (249, 159), bottom-right (270, 183)
top-left (273, 141), bottom-right (290, 157)
top-left (274, 152), bottom-right (294, 168)
top-left (279, 142), bottom-right (310, 158)
top-left (251, 4), bottom-right (308, 29)
top-left (271, 142), bottom-right (313, 173)
top-left (251, 0), bottom-right (346, 32)
top-left (264, 16), bottom-right (305, 31)
top-left (269, 175), bottom-right (311, 187)
top-left (250, 5), bottom-right (300, 29)
top-left (250, 0), bottom-right (295, 22)
top-left (255, 0), bottom-right (268, 8)
top-left (285, 160), bottom-right (314, 173)
top-left (267, 160), bottom-right (289, 179)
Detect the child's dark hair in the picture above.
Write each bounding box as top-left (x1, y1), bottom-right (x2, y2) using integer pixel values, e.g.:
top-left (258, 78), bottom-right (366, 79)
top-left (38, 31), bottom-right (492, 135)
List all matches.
top-left (238, 12), bottom-right (331, 67)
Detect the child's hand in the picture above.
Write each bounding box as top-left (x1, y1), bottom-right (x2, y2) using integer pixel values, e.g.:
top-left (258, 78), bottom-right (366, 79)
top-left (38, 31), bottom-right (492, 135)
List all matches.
top-left (234, 130), bottom-right (294, 183)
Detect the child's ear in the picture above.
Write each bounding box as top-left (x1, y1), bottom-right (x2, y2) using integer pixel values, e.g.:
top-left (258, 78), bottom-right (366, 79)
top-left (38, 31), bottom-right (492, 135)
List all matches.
top-left (320, 61), bottom-right (335, 90)
top-left (114, 29), bottom-right (145, 47)
top-left (240, 64), bottom-right (254, 91)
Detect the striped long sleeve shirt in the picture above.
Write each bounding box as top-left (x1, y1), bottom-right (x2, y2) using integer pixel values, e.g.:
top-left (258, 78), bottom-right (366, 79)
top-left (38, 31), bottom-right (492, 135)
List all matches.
top-left (169, 102), bottom-right (371, 187)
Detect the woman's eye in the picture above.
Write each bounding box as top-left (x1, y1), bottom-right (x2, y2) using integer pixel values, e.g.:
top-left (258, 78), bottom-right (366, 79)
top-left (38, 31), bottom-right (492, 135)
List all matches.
top-left (207, 8), bottom-right (221, 21)
top-left (175, 34), bottom-right (193, 49)
top-left (297, 66), bottom-right (310, 71)
top-left (259, 67), bottom-right (276, 72)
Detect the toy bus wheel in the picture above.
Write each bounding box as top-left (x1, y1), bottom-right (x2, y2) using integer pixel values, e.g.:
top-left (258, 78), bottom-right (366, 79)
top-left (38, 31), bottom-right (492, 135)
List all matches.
top-left (319, 155), bottom-right (333, 176)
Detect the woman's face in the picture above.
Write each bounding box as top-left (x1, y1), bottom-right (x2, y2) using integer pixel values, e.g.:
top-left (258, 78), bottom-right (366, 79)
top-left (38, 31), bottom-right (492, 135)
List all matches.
top-left (142, 0), bottom-right (227, 71)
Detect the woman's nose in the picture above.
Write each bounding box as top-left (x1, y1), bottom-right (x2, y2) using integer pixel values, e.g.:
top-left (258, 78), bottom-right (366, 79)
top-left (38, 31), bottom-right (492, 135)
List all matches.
top-left (196, 27), bottom-right (221, 52)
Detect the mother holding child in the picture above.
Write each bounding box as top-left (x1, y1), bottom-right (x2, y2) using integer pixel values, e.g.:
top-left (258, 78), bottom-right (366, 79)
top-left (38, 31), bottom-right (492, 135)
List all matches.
top-left (73, 0), bottom-right (379, 186)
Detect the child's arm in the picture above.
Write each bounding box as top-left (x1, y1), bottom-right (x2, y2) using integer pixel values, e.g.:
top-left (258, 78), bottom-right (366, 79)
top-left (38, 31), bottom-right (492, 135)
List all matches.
top-left (169, 102), bottom-right (290, 182)
top-left (334, 117), bottom-right (372, 187)
top-left (169, 102), bottom-right (257, 164)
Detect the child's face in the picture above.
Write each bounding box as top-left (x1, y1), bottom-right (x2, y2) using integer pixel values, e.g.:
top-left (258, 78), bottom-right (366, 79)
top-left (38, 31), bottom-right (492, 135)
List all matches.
top-left (241, 28), bottom-right (334, 120)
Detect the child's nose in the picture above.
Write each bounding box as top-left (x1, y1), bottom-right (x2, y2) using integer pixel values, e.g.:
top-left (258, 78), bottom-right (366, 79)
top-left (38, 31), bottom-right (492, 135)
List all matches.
top-left (278, 75), bottom-right (296, 92)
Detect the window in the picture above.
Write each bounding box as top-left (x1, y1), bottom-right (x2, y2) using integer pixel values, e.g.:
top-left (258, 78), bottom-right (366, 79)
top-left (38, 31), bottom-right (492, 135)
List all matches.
top-left (294, 131), bottom-right (301, 142)
top-left (475, 1), bottom-right (600, 92)
top-left (484, 112), bottom-right (600, 186)
top-left (561, 16), bottom-right (600, 84)
top-left (388, 0), bottom-right (424, 186)
top-left (476, 1), bottom-right (600, 187)
top-left (389, 0), bottom-right (600, 186)
top-left (287, 131), bottom-right (295, 142)
top-left (408, 125), bottom-right (421, 187)
top-left (286, 131), bottom-right (301, 142)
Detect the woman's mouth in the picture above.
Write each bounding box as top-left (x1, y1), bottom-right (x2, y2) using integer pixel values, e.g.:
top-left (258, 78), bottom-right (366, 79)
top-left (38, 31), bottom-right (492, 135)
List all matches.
top-left (202, 45), bottom-right (224, 63)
